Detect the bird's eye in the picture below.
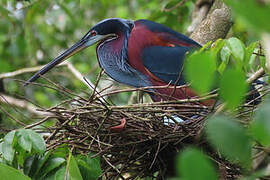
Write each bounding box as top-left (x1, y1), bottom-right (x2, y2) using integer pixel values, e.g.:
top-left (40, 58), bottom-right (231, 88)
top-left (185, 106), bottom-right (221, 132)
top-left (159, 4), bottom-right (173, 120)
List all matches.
top-left (90, 30), bottom-right (97, 36)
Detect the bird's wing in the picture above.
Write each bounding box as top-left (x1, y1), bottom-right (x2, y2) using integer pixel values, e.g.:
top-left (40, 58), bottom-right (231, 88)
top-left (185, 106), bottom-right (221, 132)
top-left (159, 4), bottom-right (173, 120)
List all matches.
top-left (136, 19), bottom-right (201, 47)
top-left (142, 45), bottom-right (191, 86)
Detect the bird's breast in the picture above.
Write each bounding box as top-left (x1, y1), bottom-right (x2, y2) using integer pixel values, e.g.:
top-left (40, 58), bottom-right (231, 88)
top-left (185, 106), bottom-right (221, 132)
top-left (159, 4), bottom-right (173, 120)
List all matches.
top-left (96, 39), bottom-right (152, 88)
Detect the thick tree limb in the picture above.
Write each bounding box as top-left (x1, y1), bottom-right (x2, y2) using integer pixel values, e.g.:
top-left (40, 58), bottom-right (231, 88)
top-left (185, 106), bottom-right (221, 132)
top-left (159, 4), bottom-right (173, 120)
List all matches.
top-left (187, 0), bottom-right (213, 35)
top-left (190, 0), bottom-right (232, 45)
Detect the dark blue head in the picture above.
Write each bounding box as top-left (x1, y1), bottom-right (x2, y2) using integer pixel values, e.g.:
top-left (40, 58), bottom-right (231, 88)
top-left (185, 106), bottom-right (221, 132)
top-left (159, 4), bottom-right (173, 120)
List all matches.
top-left (25, 18), bottom-right (134, 85)
top-left (90, 18), bottom-right (134, 36)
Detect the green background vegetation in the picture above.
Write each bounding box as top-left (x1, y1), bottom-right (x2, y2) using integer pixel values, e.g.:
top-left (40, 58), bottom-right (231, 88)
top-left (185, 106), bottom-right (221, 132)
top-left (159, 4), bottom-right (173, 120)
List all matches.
top-left (0, 0), bottom-right (270, 179)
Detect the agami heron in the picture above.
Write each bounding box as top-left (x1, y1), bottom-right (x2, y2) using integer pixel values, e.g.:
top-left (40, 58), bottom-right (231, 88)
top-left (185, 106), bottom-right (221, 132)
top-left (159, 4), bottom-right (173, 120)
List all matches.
top-left (25, 18), bottom-right (204, 104)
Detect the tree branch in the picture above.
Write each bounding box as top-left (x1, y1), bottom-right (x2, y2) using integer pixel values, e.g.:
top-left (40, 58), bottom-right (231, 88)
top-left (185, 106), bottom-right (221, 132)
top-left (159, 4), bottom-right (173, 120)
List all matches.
top-left (0, 93), bottom-right (52, 116)
top-left (190, 0), bottom-right (232, 45)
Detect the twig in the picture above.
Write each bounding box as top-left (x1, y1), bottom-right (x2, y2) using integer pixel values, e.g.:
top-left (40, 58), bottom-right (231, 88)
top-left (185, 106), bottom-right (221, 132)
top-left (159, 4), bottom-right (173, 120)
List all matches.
top-left (65, 61), bottom-right (99, 92)
top-left (0, 106), bottom-right (25, 126)
top-left (0, 64), bottom-right (65, 79)
top-left (0, 93), bottom-right (51, 116)
top-left (24, 116), bottom-right (54, 129)
top-left (162, 0), bottom-right (188, 12)
top-left (0, 61), bottom-right (97, 92)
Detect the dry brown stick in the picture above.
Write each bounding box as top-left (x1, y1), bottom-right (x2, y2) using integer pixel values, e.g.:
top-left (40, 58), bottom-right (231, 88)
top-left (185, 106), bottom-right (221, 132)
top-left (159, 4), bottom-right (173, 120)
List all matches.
top-left (24, 116), bottom-right (55, 129)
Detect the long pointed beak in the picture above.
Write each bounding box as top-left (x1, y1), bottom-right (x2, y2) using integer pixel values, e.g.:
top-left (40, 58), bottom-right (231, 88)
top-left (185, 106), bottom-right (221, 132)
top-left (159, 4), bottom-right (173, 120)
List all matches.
top-left (24, 34), bottom-right (106, 86)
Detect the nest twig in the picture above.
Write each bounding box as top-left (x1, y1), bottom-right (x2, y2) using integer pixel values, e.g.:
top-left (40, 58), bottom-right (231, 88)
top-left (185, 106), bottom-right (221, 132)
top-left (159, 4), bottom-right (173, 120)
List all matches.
top-left (36, 77), bottom-right (268, 179)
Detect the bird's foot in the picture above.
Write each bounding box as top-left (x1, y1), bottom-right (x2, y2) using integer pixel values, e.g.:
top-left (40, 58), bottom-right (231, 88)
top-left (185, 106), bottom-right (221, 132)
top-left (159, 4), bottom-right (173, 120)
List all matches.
top-left (110, 118), bottom-right (126, 132)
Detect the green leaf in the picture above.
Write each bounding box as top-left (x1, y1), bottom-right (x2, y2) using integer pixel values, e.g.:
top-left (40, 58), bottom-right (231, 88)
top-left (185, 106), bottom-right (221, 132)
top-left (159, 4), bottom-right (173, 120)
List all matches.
top-left (177, 147), bottom-right (217, 180)
top-left (23, 156), bottom-right (38, 176)
top-left (28, 130), bottom-right (46, 154)
top-left (211, 39), bottom-right (225, 57)
top-left (240, 169), bottom-right (267, 180)
top-left (218, 46), bottom-right (231, 74)
top-left (220, 68), bottom-right (248, 109)
top-left (39, 157), bottom-right (65, 178)
top-left (225, 0), bottom-right (270, 33)
top-left (2, 131), bottom-right (15, 162)
top-left (76, 154), bottom-right (102, 180)
top-left (185, 52), bottom-right (216, 94)
top-left (0, 163), bottom-right (31, 180)
top-left (68, 154), bottom-right (83, 180)
top-left (33, 151), bottom-right (52, 178)
top-left (250, 99), bottom-right (270, 146)
top-left (55, 167), bottom-right (68, 180)
top-left (16, 129), bottom-right (32, 152)
top-left (245, 42), bottom-right (258, 68)
top-left (226, 37), bottom-right (245, 65)
top-left (206, 115), bottom-right (252, 168)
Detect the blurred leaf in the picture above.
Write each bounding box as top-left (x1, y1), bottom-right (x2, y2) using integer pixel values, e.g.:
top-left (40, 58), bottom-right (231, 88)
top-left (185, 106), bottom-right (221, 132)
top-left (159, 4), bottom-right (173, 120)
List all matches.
top-left (0, 163), bottom-right (31, 180)
top-left (206, 115), bottom-right (252, 168)
top-left (16, 129), bottom-right (32, 152)
top-left (39, 157), bottom-right (65, 178)
top-left (225, 0), bottom-right (270, 33)
top-left (68, 153), bottom-right (83, 180)
top-left (240, 169), bottom-right (267, 180)
top-left (28, 130), bottom-right (46, 154)
top-left (55, 167), bottom-right (68, 180)
top-left (0, 6), bottom-right (16, 23)
top-left (76, 154), bottom-right (102, 180)
top-left (245, 42), bottom-right (258, 66)
top-left (245, 42), bottom-right (259, 71)
top-left (226, 37), bottom-right (245, 66)
top-left (0, 60), bottom-right (12, 73)
top-left (1, 130), bottom-right (15, 162)
top-left (23, 156), bottom-right (38, 176)
top-left (211, 39), bottom-right (225, 57)
top-left (250, 98), bottom-right (270, 146)
top-left (177, 147), bottom-right (217, 180)
top-left (218, 46), bottom-right (231, 74)
top-left (32, 151), bottom-right (52, 178)
top-left (185, 52), bottom-right (216, 94)
top-left (220, 68), bottom-right (248, 109)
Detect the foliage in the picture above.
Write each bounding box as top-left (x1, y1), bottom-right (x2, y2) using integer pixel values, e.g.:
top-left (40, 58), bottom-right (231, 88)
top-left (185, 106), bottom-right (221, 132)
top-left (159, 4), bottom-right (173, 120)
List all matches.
top-left (176, 147), bottom-right (218, 180)
top-left (0, 129), bottom-right (102, 179)
top-left (185, 37), bottom-right (258, 109)
top-left (0, 0), bottom-right (270, 179)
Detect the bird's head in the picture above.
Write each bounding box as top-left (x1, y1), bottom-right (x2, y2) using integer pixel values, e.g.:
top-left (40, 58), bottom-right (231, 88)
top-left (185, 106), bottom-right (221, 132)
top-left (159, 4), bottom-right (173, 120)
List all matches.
top-left (24, 18), bottom-right (134, 86)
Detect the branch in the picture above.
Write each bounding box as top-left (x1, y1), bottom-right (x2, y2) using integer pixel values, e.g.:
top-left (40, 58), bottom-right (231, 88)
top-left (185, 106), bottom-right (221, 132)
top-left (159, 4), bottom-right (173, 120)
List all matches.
top-left (0, 93), bottom-right (52, 116)
top-left (0, 61), bottom-right (99, 92)
top-left (262, 33), bottom-right (270, 72)
top-left (190, 0), bottom-right (232, 45)
top-left (0, 64), bottom-right (66, 79)
top-left (64, 62), bottom-right (99, 92)
top-left (187, 0), bottom-right (213, 35)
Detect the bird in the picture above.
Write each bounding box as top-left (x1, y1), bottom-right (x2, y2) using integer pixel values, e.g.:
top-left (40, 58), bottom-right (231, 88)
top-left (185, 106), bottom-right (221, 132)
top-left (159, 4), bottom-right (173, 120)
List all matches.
top-left (25, 18), bottom-right (208, 105)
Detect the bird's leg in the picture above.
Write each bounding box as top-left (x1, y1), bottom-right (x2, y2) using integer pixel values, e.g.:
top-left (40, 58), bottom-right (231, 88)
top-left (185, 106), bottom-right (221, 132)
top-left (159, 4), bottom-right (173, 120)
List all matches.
top-left (137, 90), bottom-right (144, 103)
top-left (110, 118), bottom-right (126, 132)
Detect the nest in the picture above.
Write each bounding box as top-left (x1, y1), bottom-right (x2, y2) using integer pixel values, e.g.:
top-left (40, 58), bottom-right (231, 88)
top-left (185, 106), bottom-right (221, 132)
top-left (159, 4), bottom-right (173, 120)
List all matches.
top-left (41, 79), bottom-right (266, 179)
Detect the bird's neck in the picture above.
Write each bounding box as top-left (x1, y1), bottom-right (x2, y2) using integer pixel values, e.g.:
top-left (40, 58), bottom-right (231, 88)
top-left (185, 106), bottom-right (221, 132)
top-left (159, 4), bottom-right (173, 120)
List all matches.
top-left (96, 32), bottom-right (151, 88)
